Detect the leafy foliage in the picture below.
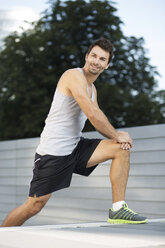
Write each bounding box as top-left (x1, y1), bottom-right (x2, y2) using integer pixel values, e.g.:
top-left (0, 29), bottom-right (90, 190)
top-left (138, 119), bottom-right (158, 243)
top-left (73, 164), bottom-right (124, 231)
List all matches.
top-left (0, 0), bottom-right (164, 140)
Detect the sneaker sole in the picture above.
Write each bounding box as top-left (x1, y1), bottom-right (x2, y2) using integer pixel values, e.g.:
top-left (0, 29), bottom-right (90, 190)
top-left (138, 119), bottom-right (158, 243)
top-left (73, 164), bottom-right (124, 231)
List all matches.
top-left (107, 218), bottom-right (148, 224)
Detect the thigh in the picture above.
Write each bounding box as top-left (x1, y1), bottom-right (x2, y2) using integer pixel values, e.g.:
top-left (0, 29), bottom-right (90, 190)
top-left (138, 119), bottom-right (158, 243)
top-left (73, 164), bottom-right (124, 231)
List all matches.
top-left (87, 139), bottom-right (121, 168)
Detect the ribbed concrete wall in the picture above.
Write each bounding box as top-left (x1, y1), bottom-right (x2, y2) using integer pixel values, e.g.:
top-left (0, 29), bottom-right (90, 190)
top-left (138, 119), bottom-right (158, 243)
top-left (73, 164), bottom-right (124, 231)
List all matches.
top-left (0, 124), bottom-right (165, 226)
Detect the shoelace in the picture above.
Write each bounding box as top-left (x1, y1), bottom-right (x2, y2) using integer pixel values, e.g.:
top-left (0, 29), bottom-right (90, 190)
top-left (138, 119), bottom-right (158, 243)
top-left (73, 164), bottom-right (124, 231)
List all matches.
top-left (123, 203), bottom-right (137, 215)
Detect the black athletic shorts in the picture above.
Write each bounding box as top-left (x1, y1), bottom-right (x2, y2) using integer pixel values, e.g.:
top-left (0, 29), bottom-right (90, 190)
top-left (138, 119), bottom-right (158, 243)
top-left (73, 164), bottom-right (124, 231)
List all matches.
top-left (29, 137), bottom-right (102, 197)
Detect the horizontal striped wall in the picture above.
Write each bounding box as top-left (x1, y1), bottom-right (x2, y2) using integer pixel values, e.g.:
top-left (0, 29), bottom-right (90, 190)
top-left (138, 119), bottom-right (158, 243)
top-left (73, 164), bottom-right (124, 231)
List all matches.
top-left (0, 124), bottom-right (165, 226)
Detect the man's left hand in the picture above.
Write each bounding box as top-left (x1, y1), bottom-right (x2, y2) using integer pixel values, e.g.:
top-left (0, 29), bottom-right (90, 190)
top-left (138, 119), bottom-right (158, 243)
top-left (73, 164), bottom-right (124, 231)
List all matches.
top-left (121, 142), bottom-right (131, 150)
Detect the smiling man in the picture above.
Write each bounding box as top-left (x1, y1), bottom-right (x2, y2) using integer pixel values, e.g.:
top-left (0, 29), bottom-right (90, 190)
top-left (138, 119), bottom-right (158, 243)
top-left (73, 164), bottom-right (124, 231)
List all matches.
top-left (1, 38), bottom-right (148, 227)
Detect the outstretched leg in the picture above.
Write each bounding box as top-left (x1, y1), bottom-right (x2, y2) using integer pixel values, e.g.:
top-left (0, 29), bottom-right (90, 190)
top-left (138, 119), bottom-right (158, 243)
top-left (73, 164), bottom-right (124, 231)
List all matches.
top-left (1, 193), bottom-right (51, 227)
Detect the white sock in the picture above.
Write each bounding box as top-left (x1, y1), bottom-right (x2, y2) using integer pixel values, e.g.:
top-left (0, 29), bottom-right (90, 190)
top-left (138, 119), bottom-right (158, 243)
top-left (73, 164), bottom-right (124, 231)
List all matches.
top-left (112, 200), bottom-right (125, 211)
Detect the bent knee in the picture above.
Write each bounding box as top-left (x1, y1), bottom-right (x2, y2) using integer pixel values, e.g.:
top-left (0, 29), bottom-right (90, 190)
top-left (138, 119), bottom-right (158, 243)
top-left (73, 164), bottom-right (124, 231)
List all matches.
top-left (28, 202), bottom-right (44, 216)
top-left (116, 146), bottom-right (130, 159)
top-left (25, 196), bottom-right (49, 216)
top-left (110, 141), bottom-right (130, 159)
top-left (99, 140), bottom-right (130, 160)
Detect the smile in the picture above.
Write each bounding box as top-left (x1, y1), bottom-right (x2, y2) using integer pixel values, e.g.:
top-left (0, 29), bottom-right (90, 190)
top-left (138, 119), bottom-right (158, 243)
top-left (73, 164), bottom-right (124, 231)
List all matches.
top-left (91, 65), bottom-right (100, 70)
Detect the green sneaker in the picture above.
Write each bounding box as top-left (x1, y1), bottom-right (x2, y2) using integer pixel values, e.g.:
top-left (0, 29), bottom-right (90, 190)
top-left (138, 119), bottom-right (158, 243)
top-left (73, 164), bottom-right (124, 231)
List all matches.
top-left (108, 203), bottom-right (148, 224)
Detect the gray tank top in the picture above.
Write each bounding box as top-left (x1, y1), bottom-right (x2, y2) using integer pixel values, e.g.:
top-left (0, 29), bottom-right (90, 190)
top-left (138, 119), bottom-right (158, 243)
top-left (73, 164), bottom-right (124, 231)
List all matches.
top-left (36, 68), bottom-right (95, 155)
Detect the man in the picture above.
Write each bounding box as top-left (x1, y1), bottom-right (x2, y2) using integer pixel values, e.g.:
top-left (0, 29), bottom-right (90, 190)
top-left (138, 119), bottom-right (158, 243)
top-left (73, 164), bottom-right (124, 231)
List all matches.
top-left (1, 38), bottom-right (147, 227)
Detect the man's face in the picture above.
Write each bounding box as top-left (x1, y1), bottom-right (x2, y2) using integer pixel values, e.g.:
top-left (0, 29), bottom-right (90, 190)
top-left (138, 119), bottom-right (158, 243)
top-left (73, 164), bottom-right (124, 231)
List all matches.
top-left (85, 45), bottom-right (110, 75)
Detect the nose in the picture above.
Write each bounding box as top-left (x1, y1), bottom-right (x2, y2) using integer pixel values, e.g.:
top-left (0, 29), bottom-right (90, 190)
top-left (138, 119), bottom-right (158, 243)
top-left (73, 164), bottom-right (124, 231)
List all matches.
top-left (93, 58), bottom-right (100, 65)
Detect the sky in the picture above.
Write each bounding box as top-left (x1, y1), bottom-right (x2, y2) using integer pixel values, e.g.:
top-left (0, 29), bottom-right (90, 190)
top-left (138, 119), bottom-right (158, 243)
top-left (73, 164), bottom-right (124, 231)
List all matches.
top-left (0, 0), bottom-right (164, 91)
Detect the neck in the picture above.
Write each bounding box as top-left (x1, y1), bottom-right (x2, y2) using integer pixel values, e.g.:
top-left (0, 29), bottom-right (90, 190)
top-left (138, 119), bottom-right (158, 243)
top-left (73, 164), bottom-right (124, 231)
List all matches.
top-left (82, 66), bottom-right (99, 85)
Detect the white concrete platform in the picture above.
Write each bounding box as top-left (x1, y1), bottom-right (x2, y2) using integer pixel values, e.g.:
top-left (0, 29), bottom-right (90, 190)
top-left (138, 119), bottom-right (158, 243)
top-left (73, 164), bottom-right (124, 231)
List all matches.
top-left (0, 219), bottom-right (165, 248)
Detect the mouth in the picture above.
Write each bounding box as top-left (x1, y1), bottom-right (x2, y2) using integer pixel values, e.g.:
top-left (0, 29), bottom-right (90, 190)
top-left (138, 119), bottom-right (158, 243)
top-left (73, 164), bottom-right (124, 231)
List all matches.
top-left (90, 64), bottom-right (100, 70)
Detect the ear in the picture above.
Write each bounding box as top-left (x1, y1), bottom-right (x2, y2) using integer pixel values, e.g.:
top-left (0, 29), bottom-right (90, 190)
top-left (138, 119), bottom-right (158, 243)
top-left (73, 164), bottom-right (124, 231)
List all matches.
top-left (85, 53), bottom-right (88, 61)
top-left (105, 63), bottom-right (110, 69)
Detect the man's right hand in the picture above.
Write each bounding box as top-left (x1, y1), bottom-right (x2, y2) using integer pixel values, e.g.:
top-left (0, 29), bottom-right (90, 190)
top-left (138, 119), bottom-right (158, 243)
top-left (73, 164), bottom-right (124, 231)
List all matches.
top-left (116, 131), bottom-right (133, 149)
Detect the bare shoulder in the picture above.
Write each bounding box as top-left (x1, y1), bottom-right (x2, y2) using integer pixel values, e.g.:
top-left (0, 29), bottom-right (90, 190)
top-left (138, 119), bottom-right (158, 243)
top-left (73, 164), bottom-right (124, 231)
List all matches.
top-left (63, 68), bottom-right (86, 83)
top-left (58, 68), bottom-right (87, 96)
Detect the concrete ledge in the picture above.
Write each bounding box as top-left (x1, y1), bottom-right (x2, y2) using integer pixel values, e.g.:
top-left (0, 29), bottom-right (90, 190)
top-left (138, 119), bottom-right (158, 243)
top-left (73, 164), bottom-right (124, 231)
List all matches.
top-left (0, 219), bottom-right (165, 248)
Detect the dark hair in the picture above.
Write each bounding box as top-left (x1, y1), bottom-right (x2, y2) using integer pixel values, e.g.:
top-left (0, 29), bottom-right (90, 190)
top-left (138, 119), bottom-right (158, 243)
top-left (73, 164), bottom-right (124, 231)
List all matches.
top-left (87, 38), bottom-right (114, 64)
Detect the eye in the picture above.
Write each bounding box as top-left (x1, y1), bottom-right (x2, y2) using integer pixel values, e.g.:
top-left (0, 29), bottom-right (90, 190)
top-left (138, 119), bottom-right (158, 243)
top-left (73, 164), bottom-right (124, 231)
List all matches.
top-left (100, 57), bottom-right (106, 61)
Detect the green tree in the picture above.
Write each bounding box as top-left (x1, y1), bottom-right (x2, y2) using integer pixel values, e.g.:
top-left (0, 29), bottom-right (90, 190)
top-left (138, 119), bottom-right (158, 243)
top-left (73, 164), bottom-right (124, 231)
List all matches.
top-left (0, 0), bottom-right (164, 140)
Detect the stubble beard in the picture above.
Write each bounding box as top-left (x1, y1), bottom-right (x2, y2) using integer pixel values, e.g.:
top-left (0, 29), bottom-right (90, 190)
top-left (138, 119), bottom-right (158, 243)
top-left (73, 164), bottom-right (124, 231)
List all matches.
top-left (88, 65), bottom-right (101, 75)
top-left (88, 69), bottom-right (100, 75)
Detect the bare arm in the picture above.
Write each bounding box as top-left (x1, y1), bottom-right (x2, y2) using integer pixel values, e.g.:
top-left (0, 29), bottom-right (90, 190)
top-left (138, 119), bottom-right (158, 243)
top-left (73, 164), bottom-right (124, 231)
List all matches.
top-left (64, 69), bottom-right (132, 147)
top-left (92, 85), bottom-right (116, 139)
top-left (65, 69), bottom-right (118, 140)
top-left (92, 85), bottom-right (133, 148)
